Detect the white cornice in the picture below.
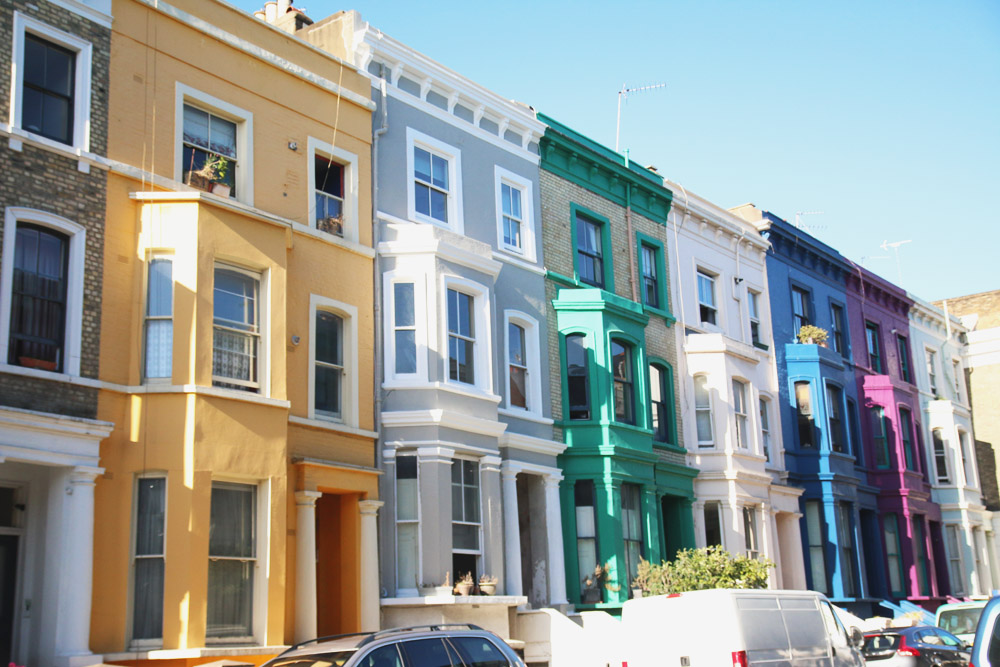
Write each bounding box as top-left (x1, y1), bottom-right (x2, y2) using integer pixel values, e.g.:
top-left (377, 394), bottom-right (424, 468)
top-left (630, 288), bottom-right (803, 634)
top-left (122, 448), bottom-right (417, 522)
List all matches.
top-left (666, 180), bottom-right (770, 252)
top-left (357, 24), bottom-right (543, 133)
top-left (47, 0), bottom-right (112, 27)
top-left (498, 431), bottom-right (566, 457)
top-left (378, 227), bottom-right (502, 278)
top-left (0, 405), bottom-right (113, 468)
top-left (381, 409), bottom-right (508, 438)
top-left (134, 0), bottom-right (374, 111)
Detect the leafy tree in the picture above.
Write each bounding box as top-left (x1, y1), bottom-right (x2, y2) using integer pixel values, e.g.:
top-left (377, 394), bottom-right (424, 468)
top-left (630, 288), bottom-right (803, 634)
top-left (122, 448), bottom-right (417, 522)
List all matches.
top-left (633, 545), bottom-right (773, 595)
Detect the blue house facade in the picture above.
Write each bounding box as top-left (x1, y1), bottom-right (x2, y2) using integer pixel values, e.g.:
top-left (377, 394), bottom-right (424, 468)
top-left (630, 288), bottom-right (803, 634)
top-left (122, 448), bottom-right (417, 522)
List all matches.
top-left (738, 207), bottom-right (883, 616)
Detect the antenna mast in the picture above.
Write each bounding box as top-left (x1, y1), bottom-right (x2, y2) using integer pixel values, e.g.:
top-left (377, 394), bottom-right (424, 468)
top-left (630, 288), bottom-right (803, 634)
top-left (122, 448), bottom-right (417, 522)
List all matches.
top-left (880, 238), bottom-right (912, 285)
top-left (615, 82), bottom-right (666, 154)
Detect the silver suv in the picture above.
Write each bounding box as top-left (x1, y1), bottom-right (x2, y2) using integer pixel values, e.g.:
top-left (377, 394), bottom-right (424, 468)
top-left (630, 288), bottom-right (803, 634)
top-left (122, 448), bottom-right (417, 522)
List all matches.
top-left (262, 624), bottom-right (526, 667)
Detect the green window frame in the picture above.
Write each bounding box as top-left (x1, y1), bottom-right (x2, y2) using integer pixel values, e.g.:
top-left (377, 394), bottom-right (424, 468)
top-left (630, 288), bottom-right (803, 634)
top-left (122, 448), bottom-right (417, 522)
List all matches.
top-left (899, 407), bottom-right (917, 471)
top-left (866, 321), bottom-right (883, 373)
top-left (871, 406), bottom-right (891, 468)
top-left (570, 204), bottom-right (613, 291)
top-left (884, 513), bottom-right (905, 597)
top-left (634, 233), bottom-right (673, 321)
top-left (649, 360), bottom-right (678, 447)
top-left (913, 516), bottom-right (930, 596)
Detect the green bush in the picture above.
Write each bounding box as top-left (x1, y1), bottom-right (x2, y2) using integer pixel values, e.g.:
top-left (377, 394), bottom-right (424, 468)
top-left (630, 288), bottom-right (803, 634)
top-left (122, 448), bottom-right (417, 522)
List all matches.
top-left (633, 545), bottom-right (773, 595)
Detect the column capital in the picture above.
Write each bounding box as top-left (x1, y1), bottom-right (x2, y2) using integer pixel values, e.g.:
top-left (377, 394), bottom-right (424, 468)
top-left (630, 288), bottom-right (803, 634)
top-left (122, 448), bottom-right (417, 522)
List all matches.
top-left (501, 467), bottom-right (519, 482)
top-left (69, 466), bottom-right (102, 486)
top-left (295, 490), bottom-right (322, 506)
top-left (480, 455), bottom-right (502, 471)
top-left (358, 499), bottom-right (384, 516)
top-left (543, 474), bottom-right (564, 489)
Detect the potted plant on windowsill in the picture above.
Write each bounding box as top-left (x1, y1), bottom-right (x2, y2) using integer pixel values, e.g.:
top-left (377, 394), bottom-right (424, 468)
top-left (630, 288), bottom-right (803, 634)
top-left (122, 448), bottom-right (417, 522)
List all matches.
top-left (796, 324), bottom-right (829, 346)
top-left (317, 215), bottom-right (344, 237)
top-left (478, 574), bottom-right (498, 596)
top-left (454, 571), bottom-right (474, 596)
top-left (419, 572), bottom-right (453, 597)
top-left (190, 155), bottom-right (233, 197)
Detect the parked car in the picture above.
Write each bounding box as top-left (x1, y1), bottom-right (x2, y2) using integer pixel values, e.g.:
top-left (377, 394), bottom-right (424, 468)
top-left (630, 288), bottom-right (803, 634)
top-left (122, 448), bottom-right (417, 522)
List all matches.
top-left (862, 625), bottom-right (970, 665)
top-left (936, 600), bottom-right (987, 644)
top-left (969, 595), bottom-right (1000, 666)
top-left (620, 589), bottom-right (865, 666)
top-left (261, 624), bottom-right (526, 667)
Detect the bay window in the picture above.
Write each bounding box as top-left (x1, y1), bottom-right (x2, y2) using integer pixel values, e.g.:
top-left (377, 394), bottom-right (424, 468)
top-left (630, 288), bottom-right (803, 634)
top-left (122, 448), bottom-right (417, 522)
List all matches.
top-left (212, 265), bottom-right (260, 392)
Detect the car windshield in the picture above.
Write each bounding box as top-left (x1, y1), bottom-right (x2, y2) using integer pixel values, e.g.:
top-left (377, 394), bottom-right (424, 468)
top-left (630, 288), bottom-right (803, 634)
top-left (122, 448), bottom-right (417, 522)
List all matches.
top-left (863, 634), bottom-right (900, 653)
top-left (269, 652), bottom-right (356, 667)
top-left (939, 608), bottom-right (982, 635)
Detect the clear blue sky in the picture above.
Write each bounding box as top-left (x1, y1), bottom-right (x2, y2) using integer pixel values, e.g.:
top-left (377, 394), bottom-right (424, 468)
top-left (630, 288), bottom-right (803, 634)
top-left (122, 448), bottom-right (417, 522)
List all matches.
top-left (233, 0), bottom-right (1000, 302)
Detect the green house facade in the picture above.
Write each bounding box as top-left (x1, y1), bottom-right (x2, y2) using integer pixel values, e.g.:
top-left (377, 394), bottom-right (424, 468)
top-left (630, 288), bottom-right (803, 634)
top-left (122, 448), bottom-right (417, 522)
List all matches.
top-left (538, 114), bottom-right (697, 610)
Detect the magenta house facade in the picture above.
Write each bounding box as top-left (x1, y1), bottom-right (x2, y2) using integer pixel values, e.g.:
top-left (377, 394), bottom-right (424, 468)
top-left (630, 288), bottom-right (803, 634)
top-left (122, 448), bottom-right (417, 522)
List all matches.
top-left (847, 266), bottom-right (946, 604)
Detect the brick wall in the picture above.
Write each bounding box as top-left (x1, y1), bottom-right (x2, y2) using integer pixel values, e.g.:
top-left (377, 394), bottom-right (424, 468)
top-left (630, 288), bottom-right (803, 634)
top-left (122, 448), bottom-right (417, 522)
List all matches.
top-left (937, 290), bottom-right (1000, 329)
top-left (975, 439), bottom-right (1000, 511)
top-left (541, 170), bottom-right (683, 457)
top-left (0, 0), bottom-right (110, 418)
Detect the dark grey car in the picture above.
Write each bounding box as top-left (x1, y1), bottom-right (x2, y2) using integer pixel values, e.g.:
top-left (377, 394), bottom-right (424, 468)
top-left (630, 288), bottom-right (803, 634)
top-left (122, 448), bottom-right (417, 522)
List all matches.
top-left (261, 624), bottom-right (526, 667)
top-left (863, 625), bottom-right (971, 666)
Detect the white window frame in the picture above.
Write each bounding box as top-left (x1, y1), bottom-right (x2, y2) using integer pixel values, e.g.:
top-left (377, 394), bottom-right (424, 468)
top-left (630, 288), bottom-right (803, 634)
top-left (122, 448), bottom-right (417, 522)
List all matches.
top-left (206, 477), bottom-right (269, 645)
top-left (759, 396), bottom-right (772, 462)
top-left (732, 378), bottom-right (749, 450)
top-left (406, 128), bottom-right (463, 233)
top-left (931, 427), bottom-right (951, 484)
top-left (696, 268), bottom-right (718, 328)
top-left (952, 359), bottom-right (964, 402)
top-left (494, 166), bottom-right (535, 261)
top-left (143, 254), bottom-right (174, 383)
top-left (441, 276), bottom-right (491, 394)
top-left (503, 310), bottom-right (542, 417)
top-left (958, 428), bottom-right (976, 488)
top-left (451, 456), bottom-right (482, 559)
top-left (0, 207), bottom-right (85, 376)
top-left (307, 137), bottom-right (359, 244)
top-left (743, 505), bottom-right (759, 558)
top-left (747, 288), bottom-right (763, 345)
top-left (308, 295), bottom-right (358, 427)
top-left (175, 83), bottom-right (254, 206)
top-left (211, 262), bottom-right (268, 395)
top-left (9, 12), bottom-right (93, 151)
top-left (694, 374), bottom-right (714, 448)
top-left (393, 451), bottom-right (421, 596)
top-left (128, 473), bottom-right (167, 648)
top-left (946, 524), bottom-right (966, 596)
top-left (925, 347), bottom-right (938, 395)
top-left (383, 271), bottom-right (428, 383)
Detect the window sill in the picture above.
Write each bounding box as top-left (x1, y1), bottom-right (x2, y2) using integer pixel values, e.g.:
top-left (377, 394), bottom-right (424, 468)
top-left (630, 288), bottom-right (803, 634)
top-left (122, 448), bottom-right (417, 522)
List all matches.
top-left (642, 303), bottom-right (676, 326)
top-left (1, 124), bottom-right (106, 173)
top-left (0, 362), bottom-right (93, 386)
top-left (498, 407), bottom-right (554, 425)
top-left (104, 645), bottom-right (288, 661)
top-left (492, 249), bottom-right (543, 275)
top-left (289, 414), bottom-right (377, 439)
top-left (653, 442), bottom-right (687, 455)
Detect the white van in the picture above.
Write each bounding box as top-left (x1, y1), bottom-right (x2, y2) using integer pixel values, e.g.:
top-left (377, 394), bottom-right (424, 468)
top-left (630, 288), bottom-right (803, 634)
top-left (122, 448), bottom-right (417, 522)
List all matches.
top-left (620, 589), bottom-right (864, 666)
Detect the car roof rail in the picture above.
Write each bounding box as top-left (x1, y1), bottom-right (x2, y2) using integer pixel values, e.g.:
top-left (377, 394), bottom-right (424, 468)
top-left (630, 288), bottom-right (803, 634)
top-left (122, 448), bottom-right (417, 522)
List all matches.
top-left (356, 624), bottom-right (485, 648)
top-left (278, 631), bottom-right (374, 656)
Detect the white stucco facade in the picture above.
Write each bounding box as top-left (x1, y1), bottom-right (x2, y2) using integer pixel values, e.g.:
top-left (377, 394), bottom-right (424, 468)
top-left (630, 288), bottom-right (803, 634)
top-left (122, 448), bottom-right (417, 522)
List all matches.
top-left (667, 188), bottom-right (805, 590)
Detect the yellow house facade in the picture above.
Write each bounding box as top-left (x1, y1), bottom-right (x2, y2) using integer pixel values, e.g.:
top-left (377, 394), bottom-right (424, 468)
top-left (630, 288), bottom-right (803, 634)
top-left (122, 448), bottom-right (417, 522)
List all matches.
top-left (93, 0), bottom-right (378, 660)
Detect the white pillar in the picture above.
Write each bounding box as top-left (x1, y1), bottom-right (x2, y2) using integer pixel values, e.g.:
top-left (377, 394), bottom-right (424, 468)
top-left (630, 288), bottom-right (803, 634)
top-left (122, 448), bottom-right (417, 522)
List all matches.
top-left (692, 501), bottom-right (706, 549)
top-left (762, 506), bottom-right (779, 589)
top-left (501, 467), bottom-right (523, 597)
top-left (295, 490), bottom-right (321, 643)
top-left (359, 499), bottom-right (383, 631)
top-left (54, 467), bottom-right (100, 667)
top-left (544, 475), bottom-right (568, 605)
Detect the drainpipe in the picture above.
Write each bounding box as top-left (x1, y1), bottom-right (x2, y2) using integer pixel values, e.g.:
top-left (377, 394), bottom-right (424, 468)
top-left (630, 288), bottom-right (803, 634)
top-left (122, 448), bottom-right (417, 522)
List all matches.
top-left (373, 66), bottom-right (389, 474)
top-left (626, 184), bottom-right (638, 303)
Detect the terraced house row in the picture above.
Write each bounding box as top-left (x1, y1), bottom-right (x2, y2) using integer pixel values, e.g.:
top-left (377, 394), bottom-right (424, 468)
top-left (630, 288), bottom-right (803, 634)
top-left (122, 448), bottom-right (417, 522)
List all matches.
top-left (0, 0), bottom-right (996, 665)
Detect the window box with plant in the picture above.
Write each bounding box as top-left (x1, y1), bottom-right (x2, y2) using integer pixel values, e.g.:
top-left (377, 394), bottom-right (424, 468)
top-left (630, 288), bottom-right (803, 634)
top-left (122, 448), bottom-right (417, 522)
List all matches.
top-left (187, 154), bottom-right (234, 197)
top-left (797, 324), bottom-right (829, 346)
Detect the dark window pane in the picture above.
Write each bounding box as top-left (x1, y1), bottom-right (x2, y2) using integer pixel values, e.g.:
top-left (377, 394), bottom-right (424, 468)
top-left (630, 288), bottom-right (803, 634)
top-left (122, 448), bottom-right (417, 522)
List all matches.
top-left (400, 638), bottom-right (453, 667)
top-left (22, 35), bottom-right (75, 144)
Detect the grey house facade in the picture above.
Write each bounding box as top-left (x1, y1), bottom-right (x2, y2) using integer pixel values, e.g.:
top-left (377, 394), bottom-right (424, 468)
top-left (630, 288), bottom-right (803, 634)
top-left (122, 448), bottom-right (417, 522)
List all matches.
top-left (308, 11), bottom-right (567, 631)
